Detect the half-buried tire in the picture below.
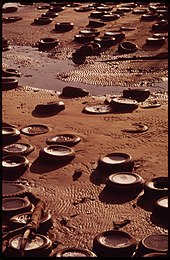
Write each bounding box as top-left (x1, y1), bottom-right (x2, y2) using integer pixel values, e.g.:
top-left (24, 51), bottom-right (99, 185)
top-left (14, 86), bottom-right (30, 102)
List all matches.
top-left (39, 145), bottom-right (75, 162)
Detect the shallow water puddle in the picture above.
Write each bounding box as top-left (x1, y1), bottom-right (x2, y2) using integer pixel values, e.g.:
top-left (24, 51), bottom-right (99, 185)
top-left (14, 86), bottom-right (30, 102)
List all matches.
top-left (2, 45), bottom-right (168, 96)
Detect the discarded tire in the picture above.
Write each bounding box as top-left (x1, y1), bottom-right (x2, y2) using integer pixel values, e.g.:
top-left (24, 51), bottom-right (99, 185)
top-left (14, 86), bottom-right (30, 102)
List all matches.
top-left (74, 34), bottom-right (96, 43)
top-left (122, 88), bottom-right (150, 102)
top-left (54, 22), bottom-right (74, 32)
top-left (39, 145), bottom-right (75, 162)
top-left (74, 6), bottom-right (94, 12)
top-left (2, 6), bottom-right (18, 13)
top-left (118, 41), bottom-right (138, 53)
top-left (2, 16), bottom-right (22, 22)
top-left (2, 68), bottom-right (21, 77)
top-left (21, 124), bottom-right (49, 135)
top-left (141, 13), bottom-right (158, 21)
top-left (46, 134), bottom-right (81, 146)
top-left (144, 177), bottom-right (168, 199)
top-left (61, 86), bottom-right (89, 98)
top-left (82, 104), bottom-right (113, 114)
top-left (2, 127), bottom-right (21, 145)
top-left (7, 234), bottom-right (52, 257)
top-left (98, 152), bottom-right (134, 173)
top-left (75, 42), bottom-right (101, 56)
top-left (2, 155), bottom-right (29, 180)
top-left (2, 182), bottom-right (27, 198)
top-left (102, 14), bottom-right (120, 21)
top-left (9, 211), bottom-right (53, 233)
top-left (96, 6), bottom-right (113, 11)
top-left (2, 197), bottom-right (32, 220)
top-left (79, 28), bottom-right (100, 37)
top-left (117, 7), bottom-right (133, 12)
top-left (3, 143), bottom-right (35, 156)
top-left (2, 78), bottom-right (18, 90)
top-left (122, 123), bottom-right (148, 133)
top-left (53, 247), bottom-right (97, 257)
top-left (154, 196), bottom-right (168, 217)
top-left (104, 31), bottom-right (125, 42)
top-left (49, 6), bottom-right (65, 12)
top-left (146, 37), bottom-right (165, 46)
top-left (89, 11), bottom-right (108, 19)
top-left (93, 230), bottom-right (137, 257)
top-left (120, 26), bottom-right (137, 31)
top-left (34, 17), bottom-right (53, 25)
top-left (41, 11), bottom-right (58, 18)
top-left (132, 8), bottom-right (148, 14)
top-left (106, 172), bottom-right (144, 193)
top-left (38, 38), bottom-right (59, 49)
top-left (94, 36), bottom-right (116, 48)
top-left (138, 234), bottom-right (168, 256)
top-left (35, 101), bottom-right (65, 114)
top-left (110, 97), bottom-right (138, 112)
top-left (88, 20), bottom-right (106, 27)
top-left (152, 20), bottom-right (168, 32)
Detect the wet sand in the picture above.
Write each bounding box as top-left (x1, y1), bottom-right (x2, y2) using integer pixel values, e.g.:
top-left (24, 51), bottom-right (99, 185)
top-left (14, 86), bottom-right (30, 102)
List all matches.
top-left (2, 2), bottom-right (168, 256)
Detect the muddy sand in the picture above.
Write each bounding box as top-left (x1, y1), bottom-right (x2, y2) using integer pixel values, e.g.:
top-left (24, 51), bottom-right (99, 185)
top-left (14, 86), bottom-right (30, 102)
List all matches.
top-left (2, 2), bottom-right (168, 257)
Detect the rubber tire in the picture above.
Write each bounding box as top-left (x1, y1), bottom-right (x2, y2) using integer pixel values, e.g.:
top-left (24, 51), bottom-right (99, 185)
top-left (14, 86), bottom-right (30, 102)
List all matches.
top-left (79, 28), bottom-right (100, 37)
top-left (2, 16), bottom-right (22, 22)
top-left (20, 124), bottom-right (49, 135)
top-left (152, 20), bottom-right (168, 32)
top-left (138, 234), bottom-right (168, 256)
top-left (144, 176), bottom-right (168, 199)
top-left (102, 14), bottom-right (120, 21)
top-left (82, 105), bottom-right (113, 114)
top-left (2, 182), bottom-right (27, 198)
top-left (2, 127), bottom-right (21, 145)
top-left (122, 88), bottom-right (150, 102)
top-left (2, 142), bottom-right (35, 156)
top-left (96, 6), bottom-right (113, 11)
top-left (7, 234), bottom-right (52, 257)
top-left (89, 11), bottom-right (108, 19)
top-left (2, 68), bottom-right (21, 77)
top-left (61, 86), bottom-right (89, 98)
top-left (41, 11), bottom-right (58, 18)
top-left (2, 6), bottom-right (18, 13)
top-left (39, 145), bottom-right (75, 162)
top-left (35, 101), bottom-right (65, 114)
top-left (54, 247), bottom-right (97, 257)
top-left (118, 41), bottom-right (138, 53)
top-left (122, 123), bottom-right (148, 133)
top-left (106, 172), bottom-right (144, 192)
top-left (94, 36), bottom-right (116, 47)
top-left (93, 230), bottom-right (137, 257)
top-left (46, 134), bottom-right (81, 146)
top-left (141, 13), bottom-right (158, 21)
top-left (154, 196), bottom-right (168, 217)
top-left (110, 97), bottom-right (138, 112)
top-left (2, 197), bottom-right (32, 220)
top-left (104, 31), bottom-right (125, 42)
top-left (2, 78), bottom-right (18, 90)
top-left (74, 34), bottom-right (96, 43)
top-left (146, 37), bottom-right (165, 46)
top-left (9, 211), bottom-right (53, 233)
top-left (2, 155), bottom-right (29, 180)
top-left (38, 38), bottom-right (59, 49)
top-left (54, 22), bottom-right (74, 32)
top-left (88, 20), bottom-right (106, 27)
top-left (34, 17), bottom-right (53, 25)
top-left (98, 152), bottom-right (134, 173)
